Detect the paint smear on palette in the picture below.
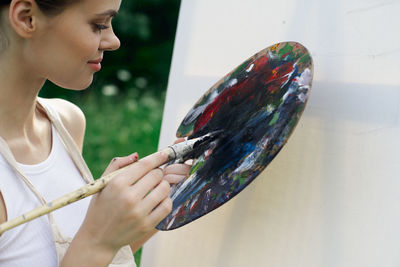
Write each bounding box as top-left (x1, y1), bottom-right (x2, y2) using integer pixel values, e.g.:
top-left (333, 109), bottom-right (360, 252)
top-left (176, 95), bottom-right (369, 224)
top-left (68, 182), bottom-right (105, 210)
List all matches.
top-left (157, 42), bottom-right (313, 230)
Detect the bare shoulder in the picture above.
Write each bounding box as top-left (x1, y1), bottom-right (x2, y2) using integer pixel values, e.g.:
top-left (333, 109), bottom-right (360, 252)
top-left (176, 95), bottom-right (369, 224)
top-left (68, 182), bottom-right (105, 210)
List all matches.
top-left (40, 98), bottom-right (86, 152)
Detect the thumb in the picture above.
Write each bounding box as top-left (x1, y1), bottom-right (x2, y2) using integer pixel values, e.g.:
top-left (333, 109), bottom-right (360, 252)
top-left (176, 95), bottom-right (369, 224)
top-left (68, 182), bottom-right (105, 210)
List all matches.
top-left (102, 152), bottom-right (139, 176)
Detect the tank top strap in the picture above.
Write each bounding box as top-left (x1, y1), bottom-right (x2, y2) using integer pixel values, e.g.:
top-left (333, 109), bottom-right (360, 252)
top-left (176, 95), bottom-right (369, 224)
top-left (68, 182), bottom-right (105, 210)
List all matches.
top-left (36, 98), bottom-right (94, 183)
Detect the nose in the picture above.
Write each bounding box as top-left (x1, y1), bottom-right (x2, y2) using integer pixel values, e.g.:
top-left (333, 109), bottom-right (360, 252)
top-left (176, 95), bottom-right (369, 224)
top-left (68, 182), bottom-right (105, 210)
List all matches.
top-left (100, 28), bottom-right (121, 51)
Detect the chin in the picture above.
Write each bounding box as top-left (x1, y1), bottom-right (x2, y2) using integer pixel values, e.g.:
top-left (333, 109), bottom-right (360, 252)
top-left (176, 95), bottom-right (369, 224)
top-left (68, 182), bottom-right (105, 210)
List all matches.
top-left (51, 77), bottom-right (94, 91)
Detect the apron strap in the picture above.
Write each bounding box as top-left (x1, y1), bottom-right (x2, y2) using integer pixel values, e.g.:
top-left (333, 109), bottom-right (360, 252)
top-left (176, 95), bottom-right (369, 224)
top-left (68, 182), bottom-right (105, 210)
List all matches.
top-left (0, 137), bottom-right (48, 205)
top-left (36, 98), bottom-right (94, 183)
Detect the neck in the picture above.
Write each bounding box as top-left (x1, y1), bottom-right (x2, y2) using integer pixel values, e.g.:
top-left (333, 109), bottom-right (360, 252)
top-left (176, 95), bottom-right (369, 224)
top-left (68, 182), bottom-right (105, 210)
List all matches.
top-left (0, 48), bottom-right (47, 139)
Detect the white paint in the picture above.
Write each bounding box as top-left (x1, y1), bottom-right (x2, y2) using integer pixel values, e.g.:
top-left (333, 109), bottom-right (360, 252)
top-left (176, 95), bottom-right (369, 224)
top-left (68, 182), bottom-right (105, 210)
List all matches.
top-left (298, 68), bottom-right (312, 87)
top-left (227, 78), bottom-right (237, 87)
top-left (246, 63), bottom-right (255, 72)
top-left (142, 0), bottom-right (400, 267)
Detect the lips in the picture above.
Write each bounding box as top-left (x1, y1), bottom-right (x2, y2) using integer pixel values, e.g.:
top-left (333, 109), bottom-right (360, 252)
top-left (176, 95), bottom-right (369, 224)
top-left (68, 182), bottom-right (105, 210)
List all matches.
top-left (88, 58), bottom-right (102, 64)
top-left (88, 58), bottom-right (102, 71)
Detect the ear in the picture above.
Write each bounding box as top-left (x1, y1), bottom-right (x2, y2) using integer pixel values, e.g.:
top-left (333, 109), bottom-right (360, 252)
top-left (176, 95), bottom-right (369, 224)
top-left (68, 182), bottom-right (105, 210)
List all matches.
top-left (8, 0), bottom-right (39, 38)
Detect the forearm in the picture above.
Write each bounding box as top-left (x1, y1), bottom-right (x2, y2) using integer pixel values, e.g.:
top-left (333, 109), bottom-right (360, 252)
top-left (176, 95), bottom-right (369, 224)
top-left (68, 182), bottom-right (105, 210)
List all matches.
top-left (60, 229), bottom-right (118, 267)
top-left (130, 228), bottom-right (158, 254)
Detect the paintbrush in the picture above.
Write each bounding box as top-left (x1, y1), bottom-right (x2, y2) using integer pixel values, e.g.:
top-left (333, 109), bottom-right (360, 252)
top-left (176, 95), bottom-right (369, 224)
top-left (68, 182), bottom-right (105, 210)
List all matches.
top-left (0, 131), bottom-right (221, 235)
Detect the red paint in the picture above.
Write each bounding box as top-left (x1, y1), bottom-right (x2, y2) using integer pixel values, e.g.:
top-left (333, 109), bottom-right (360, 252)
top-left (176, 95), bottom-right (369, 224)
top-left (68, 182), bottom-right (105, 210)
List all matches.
top-left (194, 79), bottom-right (251, 132)
top-left (264, 62), bottom-right (294, 94)
top-left (175, 205), bottom-right (186, 218)
top-left (194, 58), bottom-right (294, 132)
top-left (265, 62), bottom-right (294, 84)
top-left (254, 55), bottom-right (269, 72)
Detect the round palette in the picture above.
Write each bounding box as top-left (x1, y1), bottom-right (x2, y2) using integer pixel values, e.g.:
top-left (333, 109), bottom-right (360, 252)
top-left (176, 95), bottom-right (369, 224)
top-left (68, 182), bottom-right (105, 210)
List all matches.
top-left (157, 41), bottom-right (313, 230)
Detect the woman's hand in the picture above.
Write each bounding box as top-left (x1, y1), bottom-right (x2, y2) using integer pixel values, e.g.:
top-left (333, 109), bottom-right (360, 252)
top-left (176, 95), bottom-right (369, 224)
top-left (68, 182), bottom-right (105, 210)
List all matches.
top-left (163, 162), bottom-right (192, 184)
top-left (163, 138), bottom-right (192, 184)
top-left (67, 151), bottom-right (172, 266)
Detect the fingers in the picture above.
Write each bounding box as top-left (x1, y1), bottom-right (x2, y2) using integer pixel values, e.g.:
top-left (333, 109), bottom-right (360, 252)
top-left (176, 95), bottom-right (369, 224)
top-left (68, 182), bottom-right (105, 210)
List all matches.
top-left (120, 151), bottom-right (169, 185)
top-left (163, 163), bottom-right (192, 184)
top-left (130, 168), bottom-right (164, 200)
top-left (147, 197), bottom-right (173, 225)
top-left (102, 153), bottom-right (139, 176)
top-left (141, 180), bottom-right (170, 214)
top-left (130, 169), bottom-right (172, 225)
top-left (173, 138), bottom-right (186, 144)
top-left (164, 163), bottom-right (192, 175)
top-left (163, 174), bottom-right (187, 184)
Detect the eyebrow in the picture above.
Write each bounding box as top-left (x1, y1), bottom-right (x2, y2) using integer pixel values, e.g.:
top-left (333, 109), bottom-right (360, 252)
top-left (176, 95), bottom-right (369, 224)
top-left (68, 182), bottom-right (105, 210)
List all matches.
top-left (96, 10), bottom-right (118, 17)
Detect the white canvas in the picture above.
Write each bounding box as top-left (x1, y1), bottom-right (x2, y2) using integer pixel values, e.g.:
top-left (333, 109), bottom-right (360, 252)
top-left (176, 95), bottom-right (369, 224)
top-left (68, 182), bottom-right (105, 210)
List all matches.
top-left (142, 1), bottom-right (400, 266)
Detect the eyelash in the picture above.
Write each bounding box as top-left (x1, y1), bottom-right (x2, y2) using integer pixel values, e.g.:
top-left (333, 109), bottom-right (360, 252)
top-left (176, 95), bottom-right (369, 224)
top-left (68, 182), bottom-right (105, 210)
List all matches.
top-left (93, 23), bottom-right (110, 32)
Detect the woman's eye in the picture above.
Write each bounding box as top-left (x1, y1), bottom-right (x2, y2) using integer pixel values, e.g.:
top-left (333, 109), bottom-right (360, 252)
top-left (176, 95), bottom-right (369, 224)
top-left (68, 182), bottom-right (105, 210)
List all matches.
top-left (93, 23), bottom-right (110, 32)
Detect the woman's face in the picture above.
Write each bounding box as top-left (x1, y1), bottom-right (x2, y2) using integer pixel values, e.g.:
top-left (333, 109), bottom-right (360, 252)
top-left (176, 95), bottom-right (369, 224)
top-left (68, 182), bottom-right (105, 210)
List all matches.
top-left (28, 0), bottom-right (121, 90)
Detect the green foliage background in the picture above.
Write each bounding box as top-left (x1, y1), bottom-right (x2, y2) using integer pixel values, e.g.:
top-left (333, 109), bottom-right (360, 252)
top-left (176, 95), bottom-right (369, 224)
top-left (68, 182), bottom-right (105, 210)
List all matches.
top-left (39, 0), bottom-right (181, 265)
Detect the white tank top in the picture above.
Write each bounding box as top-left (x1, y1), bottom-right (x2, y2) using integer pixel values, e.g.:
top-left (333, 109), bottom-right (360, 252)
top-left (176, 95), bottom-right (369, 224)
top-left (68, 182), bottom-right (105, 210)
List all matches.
top-left (0, 125), bottom-right (91, 266)
top-left (0, 99), bottom-right (136, 266)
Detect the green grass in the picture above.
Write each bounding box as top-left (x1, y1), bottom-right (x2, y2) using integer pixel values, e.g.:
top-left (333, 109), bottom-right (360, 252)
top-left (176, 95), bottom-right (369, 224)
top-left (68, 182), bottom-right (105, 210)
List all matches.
top-left (78, 91), bottom-right (165, 178)
top-left (74, 91), bottom-right (166, 266)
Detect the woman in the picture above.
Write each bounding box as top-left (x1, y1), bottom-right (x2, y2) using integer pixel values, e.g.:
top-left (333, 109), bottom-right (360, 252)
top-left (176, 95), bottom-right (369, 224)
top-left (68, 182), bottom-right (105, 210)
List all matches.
top-left (0, 0), bottom-right (189, 266)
